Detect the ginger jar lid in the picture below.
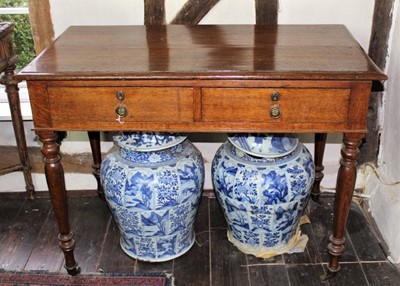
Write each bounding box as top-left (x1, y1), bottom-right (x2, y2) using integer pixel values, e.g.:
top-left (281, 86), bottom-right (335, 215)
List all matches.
top-left (228, 133), bottom-right (298, 158)
top-left (114, 132), bottom-right (187, 152)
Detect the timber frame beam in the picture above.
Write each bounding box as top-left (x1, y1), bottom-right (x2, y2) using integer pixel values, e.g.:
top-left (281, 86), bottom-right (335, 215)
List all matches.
top-left (28, 0), bottom-right (54, 55)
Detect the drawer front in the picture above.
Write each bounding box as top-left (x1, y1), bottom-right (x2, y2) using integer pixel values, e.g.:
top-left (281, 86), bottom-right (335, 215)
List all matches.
top-left (201, 88), bottom-right (351, 123)
top-left (47, 87), bottom-right (195, 123)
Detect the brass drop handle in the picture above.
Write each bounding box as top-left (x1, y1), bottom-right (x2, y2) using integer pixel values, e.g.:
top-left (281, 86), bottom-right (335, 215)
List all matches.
top-left (269, 104), bottom-right (282, 119)
top-left (115, 105), bottom-right (128, 118)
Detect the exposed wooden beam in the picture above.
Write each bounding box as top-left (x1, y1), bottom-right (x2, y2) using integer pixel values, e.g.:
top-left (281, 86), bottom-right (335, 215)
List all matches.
top-left (255, 0), bottom-right (278, 25)
top-left (171, 0), bottom-right (220, 25)
top-left (368, 0), bottom-right (395, 69)
top-left (28, 0), bottom-right (54, 54)
top-left (144, 0), bottom-right (166, 25)
top-left (359, 0), bottom-right (395, 165)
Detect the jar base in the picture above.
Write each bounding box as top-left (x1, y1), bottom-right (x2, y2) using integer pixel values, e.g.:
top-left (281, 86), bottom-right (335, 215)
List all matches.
top-left (227, 224), bottom-right (309, 259)
top-left (119, 235), bottom-right (196, 262)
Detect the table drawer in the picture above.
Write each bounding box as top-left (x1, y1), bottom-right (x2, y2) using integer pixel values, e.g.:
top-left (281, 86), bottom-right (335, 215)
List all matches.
top-left (201, 88), bottom-right (351, 123)
top-left (47, 87), bottom-right (195, 123)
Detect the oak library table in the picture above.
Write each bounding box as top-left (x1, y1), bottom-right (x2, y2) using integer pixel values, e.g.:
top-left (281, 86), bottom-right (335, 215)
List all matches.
top-left (16, 25), bottom-right (386, 277)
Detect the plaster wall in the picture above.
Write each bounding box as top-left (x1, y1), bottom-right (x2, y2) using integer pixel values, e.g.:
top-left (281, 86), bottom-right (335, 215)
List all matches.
top-left (365, 0), bottom-right (400, 263)
top-left (49, 0), bottom-right (374, 51)
top-left (378, 1), bottom-right (400, 182)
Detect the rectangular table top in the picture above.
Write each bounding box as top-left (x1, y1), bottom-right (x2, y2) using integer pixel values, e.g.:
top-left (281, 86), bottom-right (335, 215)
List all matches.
top-left (17, 25), bottom-right (386, 82)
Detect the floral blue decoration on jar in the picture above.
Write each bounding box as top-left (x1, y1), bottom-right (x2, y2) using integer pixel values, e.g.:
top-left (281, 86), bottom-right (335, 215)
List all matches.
top-left (212, 133), bottom-right (315, 258)
top-left (115, 132), bottom-right (187, 152)
top-left (101, 132), bottom-right (204, 262)
top-left (228, 133), bottom-right (298, 158)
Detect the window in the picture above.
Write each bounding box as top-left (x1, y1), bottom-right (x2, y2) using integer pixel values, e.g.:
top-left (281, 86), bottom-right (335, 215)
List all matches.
top-left (0, 0), bottom-right (35, 71)
top-left (0, 0), bottom-right (36, 120)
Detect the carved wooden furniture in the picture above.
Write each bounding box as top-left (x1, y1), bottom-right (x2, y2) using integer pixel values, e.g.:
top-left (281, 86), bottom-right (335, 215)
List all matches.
top-left (16, 25), bottom-right (386, 276)
top-left (0, 22), bottom-right (35, 199)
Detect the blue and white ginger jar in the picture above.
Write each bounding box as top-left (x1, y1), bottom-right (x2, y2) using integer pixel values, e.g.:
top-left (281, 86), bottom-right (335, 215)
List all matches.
top-left (101, 132), bottom-right (204, 262)
top-left (212, 133), bottom-right (315, 257)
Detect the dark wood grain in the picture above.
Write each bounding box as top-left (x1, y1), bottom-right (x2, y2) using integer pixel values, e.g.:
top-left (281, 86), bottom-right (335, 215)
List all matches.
top-left (173, 198), bottom-right (210, 285)
top-left (172, 239), bottom-right (210, 285)
top-left (171, 0), bottom-right (220, 24)
top-left (311, 133), bottom-right (327, 202)
top-left (144, 0), bottom-right (166, 25)
top-left (96, 218), bottom-right (136, 273)
top-left (368, 0), bottom-right (395, 70)
top-left (209, 197), bottom-right (226, 229)
top-left (0, 192), bottom-right (399, 285)
top-left (68, 195), bottom-right (111, 273)
top-left (283, 221), bottom-right (321, 264)
top-left (328, 133), bottom-right (364, 272)
top-left (346, 203), bottom-right (387, 261)
top-left (249, 265), bottom-right (289, 285)
top-left (24, 208), bottom-right (65, 272)
top-left (38, 131), bottom-right (79, 275)
top-left (17, 25), bottom-right (386, 82)
top-left (286, 264), bottom-right (327, 286)
top-left (211, 229), bottom-right (249, 286)
top-left (0, 198), bottom-right (52, 271)
top-left (255, 0), bottom-right (278, 24)
top-left (135, 259), bottom-right (173, 274)
top-left (0, 194), bottom-right (29, 257)
top-left (362, 262), bottom-right (400, 285)
top-left (360, 0), bottom-right (395, 165)
top-left (308, 197), bottom-right (358, 263)
top-left (326, 263), bottom-right (369, 286)
top-left (210, 199), bottom-right (248, 284)
top-left (87, 131), bottom-right (104, 200)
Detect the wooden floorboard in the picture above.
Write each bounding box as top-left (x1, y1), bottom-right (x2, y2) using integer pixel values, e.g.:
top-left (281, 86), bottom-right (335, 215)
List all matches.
top-left (24, 208), bottom-right (64, 272)
top-left (96, 218), bottom-right (136, 273)
top-left (283, 221), bottom-right (319, 264)
top-left (0, 194), bottom-right (27, 248)
top-left (0, 191), bottom-right (399, 286)
top-left (248, 264), bottom-right (290, 286)
top-left (308, 197), bottom-right (359, 263)
top-left (173, 197), bottom-right (210, 286)
top-left (0, 196), bottom-right (52, 271)
top-left (325, 263), bottom-right (369, 286)
top-left (210, 229), bottom-right (249, 286)
top-left (286, 264), bottom-right (327, 286)
top-left (69, 195), bottom-right (111, 273)
top-left (346, 202), bottom-right (387, 261)
top-left (362, 262), bottom-right (400, 286)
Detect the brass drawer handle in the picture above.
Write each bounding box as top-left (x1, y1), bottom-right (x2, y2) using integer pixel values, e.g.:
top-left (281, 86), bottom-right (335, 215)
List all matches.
top-left (115, 105), bottom-right (128, 117)
top-left (269, 104), bottom-right (282, 119)
top-left (115, 104), bottom-right (128, 124)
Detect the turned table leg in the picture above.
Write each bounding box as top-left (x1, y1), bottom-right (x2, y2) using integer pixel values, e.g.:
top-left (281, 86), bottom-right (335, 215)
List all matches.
top-left (38, 131), bottom-right (80, 275)
top-left (327, 133), bottom-right (364, 273)
top-left (88, 131), bottom-right (104, 200)
top-left (311, 133), bottom-right (327, 203)
top-left (1, 65), bottom-right (35, 199)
